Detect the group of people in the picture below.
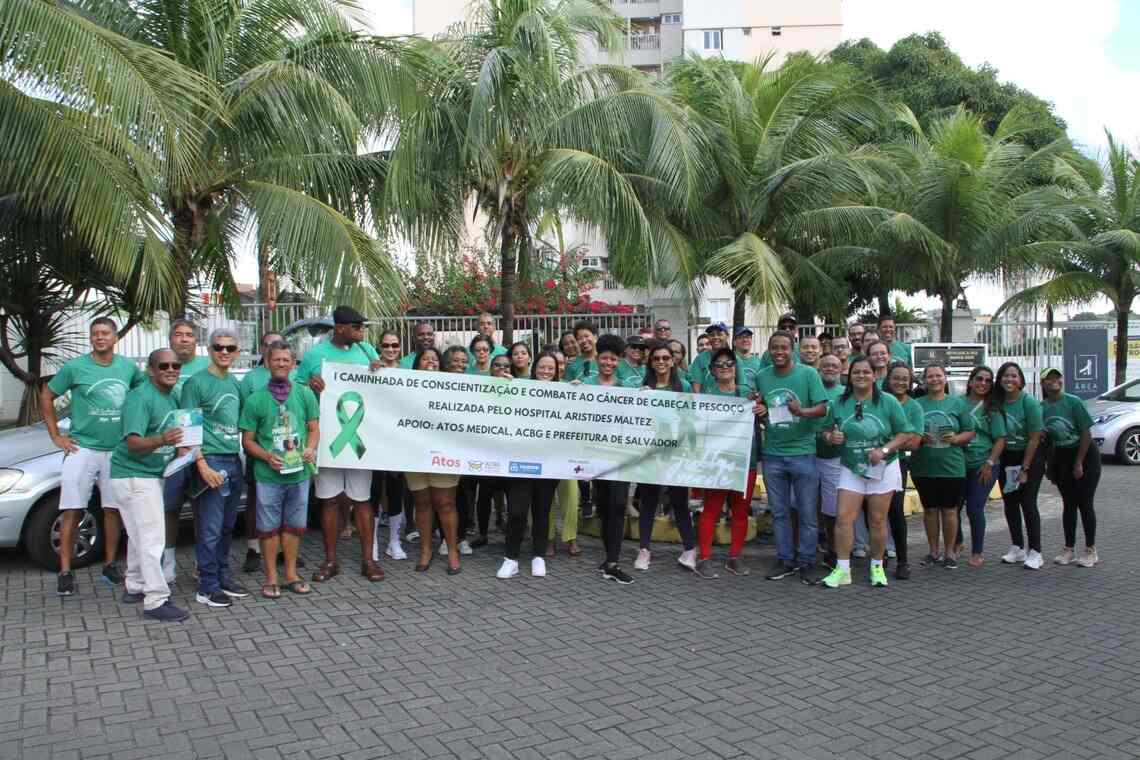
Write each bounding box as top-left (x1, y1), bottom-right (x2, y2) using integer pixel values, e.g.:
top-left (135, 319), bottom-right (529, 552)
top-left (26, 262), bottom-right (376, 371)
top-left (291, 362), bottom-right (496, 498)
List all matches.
top-left (41, 307), bottom-right (1102, 621)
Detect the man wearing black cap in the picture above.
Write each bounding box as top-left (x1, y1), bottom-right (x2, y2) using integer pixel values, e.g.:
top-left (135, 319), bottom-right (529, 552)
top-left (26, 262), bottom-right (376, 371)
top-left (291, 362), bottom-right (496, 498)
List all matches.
top-left (619, 334), bottom-right (648, 382)
top-left (294, 305), bottom-right (386, 584)
top-left (759, 313), bottom-right (802, 369)
top-left (687, 322), bottom-right (729, 393)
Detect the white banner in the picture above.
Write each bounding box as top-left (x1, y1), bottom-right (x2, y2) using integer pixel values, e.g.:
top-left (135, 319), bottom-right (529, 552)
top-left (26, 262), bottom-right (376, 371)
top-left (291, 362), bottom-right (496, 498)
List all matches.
top-left (317, 364), bottom-right (755, 491)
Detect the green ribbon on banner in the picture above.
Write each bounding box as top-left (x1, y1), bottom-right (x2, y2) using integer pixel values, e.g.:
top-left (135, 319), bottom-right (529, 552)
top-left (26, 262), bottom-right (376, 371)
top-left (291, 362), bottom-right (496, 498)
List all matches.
top-left (330, 391), bottom-right (367, 458)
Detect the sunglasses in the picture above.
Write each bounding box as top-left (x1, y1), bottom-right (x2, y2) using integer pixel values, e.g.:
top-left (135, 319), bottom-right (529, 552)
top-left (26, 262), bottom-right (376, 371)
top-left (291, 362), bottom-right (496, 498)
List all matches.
top-left (855, 402), bottom-right (864, 421)
top-left (380, 342), bottom-right (400, 349)
top-left (212, 344), bottom-right (239, 353)
top-left (651, 355), bottom-right (671, 362)
top-left (492, 362), bottom-right (511, 369)
top-left (156, 362), bottom-right (182, 371)
top-left (712, 361), bottom-right (735, 369)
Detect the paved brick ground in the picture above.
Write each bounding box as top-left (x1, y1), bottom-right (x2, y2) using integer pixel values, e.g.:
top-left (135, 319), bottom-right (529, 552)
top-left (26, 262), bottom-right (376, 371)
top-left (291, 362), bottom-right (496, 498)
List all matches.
top-left (2, 466), bottom-right (1139, 760)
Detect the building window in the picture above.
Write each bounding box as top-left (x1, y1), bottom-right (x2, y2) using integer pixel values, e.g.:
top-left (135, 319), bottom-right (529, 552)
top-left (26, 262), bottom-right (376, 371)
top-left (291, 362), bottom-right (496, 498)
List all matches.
top-left (662, 13), bottom-right (680, 24)
top-left (771, 26), bottom-right (782, 36)
top-left (703, 29), bottom-right (722, 50)
top-left (706, 299), bottom-right (730, 323)
top-left (582, 256), bottom-right (604, 270)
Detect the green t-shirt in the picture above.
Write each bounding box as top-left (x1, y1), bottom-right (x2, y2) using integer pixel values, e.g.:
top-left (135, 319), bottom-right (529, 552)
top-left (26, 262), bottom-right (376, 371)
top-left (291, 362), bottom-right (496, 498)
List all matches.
top-left (617, 359), bottom-right (645, 383)
top-left (704, 382), bottom-right (759, 467)
top-left (180, 369), bottom-right (242, 455)
top-left (581, 373), bottom-right (624, 387)
top-left (109, 381), bottom-right (180, 479)
top-left (47, 354), bottom-right (143, 451)
top-left (467, 343), bottom-right (507, 368)
top-left (910, 395), bottom-right (975, 478)
top-left (173, 355), bottom-right (211, 399)
top-left (296, 339), bottom-right (379, 384)
top-left (753, 364), bottom-right (828, 457)
top-left (1042, 392), bottom-right (1093, 449)
top-left (238, 384), bottom-right (320, 484)
top-left (899, 397), bottom-right (925, 461)
top-left (564, 355), bottom-right (600, 383)
top-left (691, 352), bottom-right (762, 391)
top-left (889, 340), bottom-right (912, 367)
top-left (239, 364), bottom-right (298, 401)
top-left (627, 375), bottom-right (693, 392)
top-left (823, 392), bottom-right (915, 476)
top-left (1002, 394), bottom-right (1044, 452)
top-left (815, 383), bottom-right (846, 459)
top-left (964, 399), bottom-right (1008, 470)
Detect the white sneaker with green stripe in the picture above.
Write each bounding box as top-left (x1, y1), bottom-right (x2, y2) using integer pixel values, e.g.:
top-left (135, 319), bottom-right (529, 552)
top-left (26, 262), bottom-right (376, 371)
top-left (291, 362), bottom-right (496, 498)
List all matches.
top-left (869, 563), bottom-right (888, 587)
top-left (820, 566), bottom-right (852, 588)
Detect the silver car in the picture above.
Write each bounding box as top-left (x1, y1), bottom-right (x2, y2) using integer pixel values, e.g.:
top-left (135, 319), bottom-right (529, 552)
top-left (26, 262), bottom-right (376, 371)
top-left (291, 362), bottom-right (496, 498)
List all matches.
top-left (1088, 378), bottom-right (1140, 465)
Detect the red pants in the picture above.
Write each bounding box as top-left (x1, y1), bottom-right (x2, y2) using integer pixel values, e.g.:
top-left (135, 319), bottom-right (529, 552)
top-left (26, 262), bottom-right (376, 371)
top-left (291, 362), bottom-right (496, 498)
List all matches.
top-left (698, 469), bottom-right (756, 560)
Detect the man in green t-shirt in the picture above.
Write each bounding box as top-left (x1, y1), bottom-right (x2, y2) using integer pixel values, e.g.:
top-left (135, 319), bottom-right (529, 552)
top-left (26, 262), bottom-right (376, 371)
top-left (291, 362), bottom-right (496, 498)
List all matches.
top-left (618, 334), bottom-right (648, 383)
top-left (296, 305), bottom-right (385, 583)
top-left (398, 321), bottom-right (437, 369)
top-left (467, 312), bottom-right (508, 366)
top-left (754, 330), bottom-right (828, 582)
top-left (240, 341), bottom-right (320, 597)
top-left (758, 313), bottom-right (802, 370)
top-left (878, 315), bottom-right (912, 368)
top-left (814, 353), bottom-right (845, 565)
top-left (688, 322), bottom-right (729, 392)
top-left (181, 328), bottom-right (248, 608)
top-left (40, 317), bottom-right (143, 596)
top-left (108, 348), bottom-right (189, 622)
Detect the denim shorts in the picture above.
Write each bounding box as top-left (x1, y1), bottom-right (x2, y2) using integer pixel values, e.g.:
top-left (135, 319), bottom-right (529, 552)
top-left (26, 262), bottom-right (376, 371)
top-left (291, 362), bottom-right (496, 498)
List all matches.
top-left (255, 480), bottom-right (310, 537)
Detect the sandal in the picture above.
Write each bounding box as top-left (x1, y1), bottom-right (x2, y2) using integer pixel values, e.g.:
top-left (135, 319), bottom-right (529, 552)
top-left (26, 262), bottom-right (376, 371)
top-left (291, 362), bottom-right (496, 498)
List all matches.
top-left (261, 584), bottom-right (281, 599)
top-left (415, 559), bottom-right (431, 572)
top-left (312, 561), bottom-right (340, 582)
top-left (339, 526), bottom-right (354, 540)
top-left (446, 564), bottom-right (462, 576)
top-left (361, 560), bottom-right (385, 582)
top-left (284, 580), bottom-right (311, 595)
top-left (567, 541), bottom-right (582, 557)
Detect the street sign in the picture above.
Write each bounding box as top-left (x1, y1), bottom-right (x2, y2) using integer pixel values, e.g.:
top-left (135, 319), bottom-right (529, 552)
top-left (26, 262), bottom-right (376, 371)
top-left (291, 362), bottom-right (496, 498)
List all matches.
top-left (1063, 328), bottom-right (1108, 399)
top-left (912, 343), bottom-right (987, 371)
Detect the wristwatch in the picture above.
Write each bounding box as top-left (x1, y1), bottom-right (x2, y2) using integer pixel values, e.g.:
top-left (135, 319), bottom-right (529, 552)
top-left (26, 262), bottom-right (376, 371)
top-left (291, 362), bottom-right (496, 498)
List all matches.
top-left (880, 446), bottom-right (890, 456)
top-left (986, 459), bottom-right (996, 467)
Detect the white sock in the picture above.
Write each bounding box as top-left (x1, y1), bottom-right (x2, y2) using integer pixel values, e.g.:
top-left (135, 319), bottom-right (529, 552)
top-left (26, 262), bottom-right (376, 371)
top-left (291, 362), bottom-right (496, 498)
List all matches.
top-left (837, 559), bottom-right (851, 571)
top-left (871, 559), bottom-right (883, 568)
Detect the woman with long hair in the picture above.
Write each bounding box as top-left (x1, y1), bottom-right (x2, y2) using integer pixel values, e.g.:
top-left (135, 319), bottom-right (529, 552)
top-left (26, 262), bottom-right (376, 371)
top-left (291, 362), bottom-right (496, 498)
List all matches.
top-left (991, 362), bottom-right (1046, 569)
top-left (883, 361), bottom-right (923, 579)
top-left (1042, 368), bottom-right (1101, 567)
top-left (911, 364), bottom-right (975, 569)
top-left (818, 357), bottom-right (918, 588)
top-left (373, 330), bottom-right (409, 562)
top-left (509, 341), bottom-right (532, 378)
top-left (957, 365), bottom-right (1006, 567)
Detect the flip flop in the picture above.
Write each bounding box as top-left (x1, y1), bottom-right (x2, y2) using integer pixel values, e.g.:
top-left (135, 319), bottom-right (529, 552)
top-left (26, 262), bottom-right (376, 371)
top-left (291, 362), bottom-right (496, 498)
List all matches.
top-left (284, 580), bottom-right (311, 595)
top-left (261, 584), bottom-right (281, 599)
top-left (415, 560), bottom-right (431, 572)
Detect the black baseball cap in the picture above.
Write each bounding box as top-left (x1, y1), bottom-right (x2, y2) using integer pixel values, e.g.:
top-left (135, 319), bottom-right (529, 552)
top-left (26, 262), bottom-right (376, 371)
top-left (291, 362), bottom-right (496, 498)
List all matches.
top-left (332, 305), bottom-right (367, 325)
top-left (627, 335), bottom-right (648, 348)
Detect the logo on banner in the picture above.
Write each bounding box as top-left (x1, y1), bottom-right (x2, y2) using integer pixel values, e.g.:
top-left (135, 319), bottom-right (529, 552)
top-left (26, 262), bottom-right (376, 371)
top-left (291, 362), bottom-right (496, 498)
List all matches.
top-left (430, 454), bottom-right (461, 469)
top-left (467, 460), bottom-right (501, 474)
top-left (330, 391), bottom-right (367, 458)
top-left (509, 461), bottom-right (543, 475)
top-left (1075, 355), bottom-right (1098, 380)
top-left (569, 460), bottom-right (594, 475)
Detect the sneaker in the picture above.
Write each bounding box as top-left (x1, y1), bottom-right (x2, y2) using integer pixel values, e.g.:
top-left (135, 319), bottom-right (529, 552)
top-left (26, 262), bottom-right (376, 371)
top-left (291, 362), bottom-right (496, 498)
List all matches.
top-left (869, 564), bottom-right (888, 587)
top-left (120, 590), bottom-right (144, 604)
top-left (694, 558), bottom-right (719, 579)
top-left (820, 566), bottom-right (852, 588)
top-left (943, 556), bottom-right (958, 570)
top-left (798, 566), bottom-right (820, 585)
top-left (406, 530), bottom-right (420, 543)
top-left (458, 540), bottom-right (474, 556)
top-left (634, 548), bottom-right (651, 571)
top-left (496, 559), bottom-right (519, 579)
top-left (597, 560), bottom-right (608, 573)
top-left (852, 548), bottom-right (868, 559)
top-left (1023, 550), bottom-right (1044, 570)
top-left (724, 557), bottom-right (750, 576)
top-left (1001, 546), bottom-right (1027, 564)
top-left (1075, 547), bottom-right (1100, 568)
top-left (602, 564), bottom-right (634, 585)
top-left (886, 549), bottom-right (897, 559)
top-left (101, 563), bottom-right (124, 586)
top-left (144, 600), bottom-right (189, 622)
top-left (438, 542), bottom-right (449, 557)
top-left (242, 549), bottom-right (261, 573)
top-left (765, 561), bottom-right (799, 581)
top-left (57, 571), bottom-right (76, 596)
top-left (220, 581), bottom-right (251, 599)
top-left (531, 557), bottom-right (546, 577)
top-left (385, 541), bottom-right (408, 561)
top-left (895, 562), bottom-right (911, 580)
top-left (920, 553), bottom-right (943, 568)
top-left (677, 549), bottom-right (697, 571)
top-left (1054, 548), bottom-right (1075, 565)
top-left (195, 591), bottom-right (232, 608)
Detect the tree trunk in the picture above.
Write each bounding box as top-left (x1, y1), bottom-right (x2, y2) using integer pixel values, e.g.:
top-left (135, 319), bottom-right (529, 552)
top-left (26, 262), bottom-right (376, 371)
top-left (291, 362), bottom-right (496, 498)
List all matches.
top-left (171, 197), bottom-right (203, 320)
top-left (499, 222), bottom-right (518, 346)
top-left (1114, 304), bottom-right (1129, 386)
top-left (15, 331), bottom-right (45, 426)
top-left (877, 290), bottom-right (891, 317)
top-left (732, 287), bottom-right (747, 332)
top-left (939, 288), bottom-right (954, 342)
top-left (257, 240), bottom-right (271, 335)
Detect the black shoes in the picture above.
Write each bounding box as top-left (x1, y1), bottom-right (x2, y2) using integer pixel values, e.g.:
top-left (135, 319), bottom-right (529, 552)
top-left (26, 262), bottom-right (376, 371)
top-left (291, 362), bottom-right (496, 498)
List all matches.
top-left (57, 571), bottom-right (76, 596)
top-left (765, 561), bottom-right (799, 581)
top-left (602, 564), bottom-right (634, 585)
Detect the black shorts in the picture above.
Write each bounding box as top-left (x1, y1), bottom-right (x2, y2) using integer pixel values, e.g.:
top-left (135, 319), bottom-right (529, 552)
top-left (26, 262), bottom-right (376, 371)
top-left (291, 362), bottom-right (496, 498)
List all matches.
top-left (913, 476), bottom-right (965, 510)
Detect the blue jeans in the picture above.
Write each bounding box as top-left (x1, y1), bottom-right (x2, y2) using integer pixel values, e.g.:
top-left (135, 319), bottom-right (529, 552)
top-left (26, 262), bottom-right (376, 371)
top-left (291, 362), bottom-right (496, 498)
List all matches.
top-left (163, 466), bottom-right (192, 513)
top-left (255, 480), bottom-right (311, 536)
top-left (194, 454), bottom-right (243, 595)
top-left (763, 454), bottom-right (819, 567)
top-left (959, 467), bottom-right (996, 555)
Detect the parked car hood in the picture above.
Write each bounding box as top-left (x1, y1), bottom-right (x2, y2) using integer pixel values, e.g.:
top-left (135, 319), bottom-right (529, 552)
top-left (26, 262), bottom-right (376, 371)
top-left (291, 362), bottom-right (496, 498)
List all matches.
top-left (1086, 400), bottom-right (1134, 419)
top-left (0, 423), bottom-right (61, 467)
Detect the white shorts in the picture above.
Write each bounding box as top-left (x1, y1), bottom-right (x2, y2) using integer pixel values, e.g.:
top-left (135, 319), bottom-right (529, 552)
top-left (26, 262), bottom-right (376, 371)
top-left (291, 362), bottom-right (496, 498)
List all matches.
top-left (60, 447), bottom-right (117, 510)
top-left (838, 460), bottom-right (903, 496)
top-left (314, 467), bottom-right (372, 501)
top-left (815, 456), bottom-right (842, 517)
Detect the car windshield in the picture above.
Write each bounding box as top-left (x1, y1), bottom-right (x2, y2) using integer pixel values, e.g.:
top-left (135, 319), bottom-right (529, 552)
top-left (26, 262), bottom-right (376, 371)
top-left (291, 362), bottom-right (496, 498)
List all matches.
top-left (1100, 379), bottom-right (1140, 401)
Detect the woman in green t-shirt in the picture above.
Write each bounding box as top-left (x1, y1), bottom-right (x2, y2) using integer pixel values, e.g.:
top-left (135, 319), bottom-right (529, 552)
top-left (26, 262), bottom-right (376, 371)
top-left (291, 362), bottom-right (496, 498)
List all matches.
top-left (374, 330), bottom-right (409, 562)
top-left (957, 366), bottom-right (1006, 568)
top-left (468, 336), bottom-right (495, 375)
top-left (911, 364), bottom-right (975, 570)
top-left (884, 361), bottom-right (924, 580)
top-left (509, 341), bottom-right (532, 379)
top-left (1041, 368), bottom-right (1101, 567)
top-left (991, 362), bottom-right (1046, 570)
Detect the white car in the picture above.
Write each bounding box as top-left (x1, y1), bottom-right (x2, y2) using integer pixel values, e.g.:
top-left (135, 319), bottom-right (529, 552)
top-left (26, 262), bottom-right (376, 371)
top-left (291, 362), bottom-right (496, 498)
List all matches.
top-left (1087, 378), bottom-right (1140, 465)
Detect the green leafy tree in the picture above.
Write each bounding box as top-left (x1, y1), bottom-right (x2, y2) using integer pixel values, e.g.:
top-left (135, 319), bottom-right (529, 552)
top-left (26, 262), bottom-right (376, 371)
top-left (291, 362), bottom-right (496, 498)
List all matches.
top-left (998, 130), bottom-right (1140, 384)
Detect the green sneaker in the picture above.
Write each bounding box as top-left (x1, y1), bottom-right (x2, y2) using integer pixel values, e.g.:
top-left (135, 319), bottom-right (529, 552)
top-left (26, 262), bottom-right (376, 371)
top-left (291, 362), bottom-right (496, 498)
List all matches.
top-left (869, 563), bottom-right (888, 587)
top-left (820, 566), bottom-right (852, 588)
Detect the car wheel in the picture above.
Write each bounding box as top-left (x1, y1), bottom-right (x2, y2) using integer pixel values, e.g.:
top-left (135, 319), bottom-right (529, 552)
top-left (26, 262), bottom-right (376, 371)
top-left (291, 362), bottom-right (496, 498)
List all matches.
top-left (23, 493), bottom-right (105, 571)
top-left (1115, 427), bottom-right (1140, 465)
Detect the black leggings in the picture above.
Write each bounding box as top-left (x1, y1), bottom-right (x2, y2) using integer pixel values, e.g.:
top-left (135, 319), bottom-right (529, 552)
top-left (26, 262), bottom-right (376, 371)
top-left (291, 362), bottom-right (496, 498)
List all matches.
top-left (476, 477), bottom-right (508, 536)
top-left (504, 479), bottom-right (557, 559)
top-left (638, 485), bottom-right (694, 551)
top-left (594, 480), bottom-right (628, 565)
top-left (1001, 449), bottom-right (1045, 552)
top-left (1052, 446), bottom-right (1101, 547)
top-left (456, 477), bottom-right (477, 537)
top-left (371, 472), bottom-right (405, 517)
top-left (888, 459), bottom-right (910, 565)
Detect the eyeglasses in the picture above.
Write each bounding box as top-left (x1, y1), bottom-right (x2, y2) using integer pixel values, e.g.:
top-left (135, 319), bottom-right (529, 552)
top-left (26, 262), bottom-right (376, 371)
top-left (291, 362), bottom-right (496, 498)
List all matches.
top-left (651, 355), bottom-right (671, 363)
top-left (156, 362), bottom-right (182, 371)
top-left (712, 361), bottom-right (735, 369)
top-left (855, 402), bottom-right (864, 421)
top-left (381, 342), bottom-right (400, 349)
top-left (474, 347), bottom-right (490, 353)
top-left (491, 362), bottom-right (511, 369)
top-left (211, 344), bottom-right (239, 353)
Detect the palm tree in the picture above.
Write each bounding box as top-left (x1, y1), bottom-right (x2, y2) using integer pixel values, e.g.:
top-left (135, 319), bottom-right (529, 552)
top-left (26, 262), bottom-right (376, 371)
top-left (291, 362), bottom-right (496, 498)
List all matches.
top-left (997, 129), bottom-right (1140, 384)
top-left (662, 53), bottom-right (893, 327)
top-left (809, 106), bottom-right (1085, 339)
top-left (5, 0), bottom-right (415, 319)
top-left (386, 0), bottom-right (709, 343)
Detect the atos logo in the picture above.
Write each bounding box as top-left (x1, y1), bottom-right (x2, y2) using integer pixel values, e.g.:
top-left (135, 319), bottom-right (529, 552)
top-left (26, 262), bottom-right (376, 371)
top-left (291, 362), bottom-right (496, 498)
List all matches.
top-left (431, 455), bottom-right (461, 469)
top-left (508, 461), bottom-right (542, 475)
top-left (574, 465), bottom-right (585, 474)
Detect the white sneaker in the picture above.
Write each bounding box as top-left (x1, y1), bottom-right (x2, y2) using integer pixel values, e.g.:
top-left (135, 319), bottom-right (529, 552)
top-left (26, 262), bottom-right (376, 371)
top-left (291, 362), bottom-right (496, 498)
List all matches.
top-left (162, 548), bottom-right (176, 583)
top-left (438, 542), bottom-right (449, 557)
top-left (634, 548), bottom-right (651, 571)
top-left (1001, 546), bottom-right (1027, 564)
top-left (886, 549), bottom-right (897, 559)
top-left (677, 549), bottom-right (697, 571)
top-left (531, 557), bottom-right (547, 577)
top-left (405, 530), bottom-right (420, 542)
top-left (458, 540), bottom-right (473, 556)
top-left (1076, 547), bottom-right (1100, 568)
top-left (385, 541), bottom-right (407, 561)
top-left (496, 558), bottom-right (519, 579)
top-left (1053, 548), bottom-right (1075, 565)
top-left (1023, 549), bottom-right (1043, 570)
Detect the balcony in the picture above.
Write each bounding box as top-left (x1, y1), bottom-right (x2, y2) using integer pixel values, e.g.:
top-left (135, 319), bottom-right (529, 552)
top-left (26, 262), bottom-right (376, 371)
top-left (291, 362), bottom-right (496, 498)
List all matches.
top-left (628, 32), bottom-right (660, 50)
top-left (622, 32), bottom-right (661, 66)
top-left (611, 0), bottom-right (660, 20)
